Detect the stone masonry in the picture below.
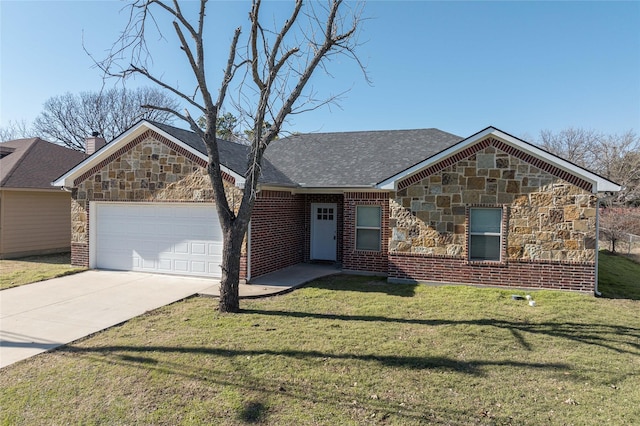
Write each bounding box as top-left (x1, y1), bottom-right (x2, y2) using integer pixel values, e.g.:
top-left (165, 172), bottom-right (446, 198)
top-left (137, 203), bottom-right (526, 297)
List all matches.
top-left (70, 131), bottom-right (243, 266)
top-left (389, 143), bottom-right (597, 264)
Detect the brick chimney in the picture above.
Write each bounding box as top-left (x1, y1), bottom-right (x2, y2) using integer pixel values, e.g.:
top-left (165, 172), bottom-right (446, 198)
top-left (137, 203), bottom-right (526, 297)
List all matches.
top-left (86, 131), bottom-right (106, 155)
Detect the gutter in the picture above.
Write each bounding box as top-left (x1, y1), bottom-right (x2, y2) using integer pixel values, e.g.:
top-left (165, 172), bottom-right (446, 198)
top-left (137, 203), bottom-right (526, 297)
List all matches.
top-left (51, 179), bottom-right (72, 192)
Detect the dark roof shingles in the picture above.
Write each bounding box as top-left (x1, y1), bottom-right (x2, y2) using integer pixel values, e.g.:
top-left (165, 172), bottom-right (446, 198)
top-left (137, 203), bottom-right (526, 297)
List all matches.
top-left (265, 129), bottom-right (463, 187)
top-left (149, 122), bottom-right (463, 188)
top-left (0, 138), bottom-right (87, 189)
top-left (150, 121), bottom-right (296, 186)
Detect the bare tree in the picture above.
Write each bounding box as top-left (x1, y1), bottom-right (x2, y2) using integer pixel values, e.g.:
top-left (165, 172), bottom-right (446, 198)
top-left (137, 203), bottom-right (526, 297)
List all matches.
top-left (600, 208), bottom-right (640, 253)
top-left (0, 120), bottom-right (32, 142)
top-left (537, 128), bottom-right (640, 206)
top-left (591, 131), bottom-right (640, 206)
top-left (97, 0), bottom-right (366, 312)
top-left (538, 128), bottom-right (600, 167)
top-left (32, 87), bottom-right (179, 151)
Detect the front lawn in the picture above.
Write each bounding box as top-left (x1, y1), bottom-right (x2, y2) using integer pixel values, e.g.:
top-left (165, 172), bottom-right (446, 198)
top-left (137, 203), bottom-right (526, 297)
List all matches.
top-left (1, 275), bottom-right (638, 425)
top-left (598, 249), bottom-right (640, 299)
top-left (0, 253), bottom-right (86, 290)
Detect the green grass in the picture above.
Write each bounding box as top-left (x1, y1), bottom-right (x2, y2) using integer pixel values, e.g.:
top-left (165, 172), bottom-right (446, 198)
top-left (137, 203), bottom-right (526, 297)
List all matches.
top-left (1, 275), bottom-right (639, 425)
top-left (0, 253), bottom-right (86, 290)
top-left (598, 250), bottom-right (640, 300)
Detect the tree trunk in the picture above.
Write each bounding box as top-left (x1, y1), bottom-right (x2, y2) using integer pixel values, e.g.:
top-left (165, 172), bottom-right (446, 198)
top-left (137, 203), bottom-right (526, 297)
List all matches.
top-left (218, 222), bottom-right (247, 313)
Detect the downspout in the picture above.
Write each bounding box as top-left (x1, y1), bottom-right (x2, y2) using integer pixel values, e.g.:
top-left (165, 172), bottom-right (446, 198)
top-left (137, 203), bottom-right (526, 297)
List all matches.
top-left (246, 221), bottom-right (252, 282)
top-left (594, 199), bottom-right (602, 296)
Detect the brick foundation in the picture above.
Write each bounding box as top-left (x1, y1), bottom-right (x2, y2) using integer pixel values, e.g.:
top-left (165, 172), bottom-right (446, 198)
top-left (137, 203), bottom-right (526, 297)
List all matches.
top-left (388, 253), bottom-right (595, 293)
top-left (71, 242), bottom-right (89, 267)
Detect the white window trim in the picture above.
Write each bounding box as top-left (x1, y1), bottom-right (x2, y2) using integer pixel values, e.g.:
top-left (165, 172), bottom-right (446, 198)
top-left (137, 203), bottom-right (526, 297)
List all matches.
top-left (355, 205), bottom-right (381, 252)
top-left (468, 207), bottom-right (503, 262)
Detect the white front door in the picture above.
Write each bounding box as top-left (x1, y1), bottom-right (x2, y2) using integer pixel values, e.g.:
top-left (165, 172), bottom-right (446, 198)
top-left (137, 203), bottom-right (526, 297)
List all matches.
top-left (310, 203), bottom-right (337, 261)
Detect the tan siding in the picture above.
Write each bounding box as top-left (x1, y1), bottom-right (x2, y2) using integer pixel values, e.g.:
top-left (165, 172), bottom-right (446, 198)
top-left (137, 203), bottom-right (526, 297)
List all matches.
top-left (0, 190), bottom-right (72, 257)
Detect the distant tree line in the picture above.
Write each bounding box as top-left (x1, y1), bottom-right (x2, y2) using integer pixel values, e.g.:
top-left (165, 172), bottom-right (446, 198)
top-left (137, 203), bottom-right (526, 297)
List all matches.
top-left (0, 89), bottom-right (277, 149)
top-left (0, 87), bottom-right (178, 150)
top-left (536, 128), bottom-right (640, 207)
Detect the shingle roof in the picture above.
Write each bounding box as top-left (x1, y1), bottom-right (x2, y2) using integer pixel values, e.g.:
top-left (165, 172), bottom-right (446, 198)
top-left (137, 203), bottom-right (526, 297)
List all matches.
top-left (0, 138), bottom-right (87, 189)
top-left (265, 129), bottom-right (463, 187)
top-left (150, 121), bottom-right (296, 186)
top-left (150, 122), bottom-right (462, 187)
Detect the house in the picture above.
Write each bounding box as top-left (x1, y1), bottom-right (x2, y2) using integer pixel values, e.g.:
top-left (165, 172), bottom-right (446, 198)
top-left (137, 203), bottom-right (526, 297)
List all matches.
top-left (1, 138), bottom-right (86, 258)
top-left (53, 121), bottom-right (620, 293)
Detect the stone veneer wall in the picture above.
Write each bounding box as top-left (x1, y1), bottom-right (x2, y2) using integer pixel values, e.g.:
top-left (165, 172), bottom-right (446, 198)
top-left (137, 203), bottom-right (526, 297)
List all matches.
top-left (70, 131), bottom-right (244, 274)
top-left (388, 141), bottom-right (598, 291)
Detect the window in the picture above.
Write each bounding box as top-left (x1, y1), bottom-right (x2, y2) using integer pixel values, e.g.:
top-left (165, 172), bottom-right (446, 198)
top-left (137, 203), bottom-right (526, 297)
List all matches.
top-left (469, 208), bottom-right (502, 261)
top-left (316, 207), bottom-right (334, 221)
top-left (356, 206), bottom-right (381, 251)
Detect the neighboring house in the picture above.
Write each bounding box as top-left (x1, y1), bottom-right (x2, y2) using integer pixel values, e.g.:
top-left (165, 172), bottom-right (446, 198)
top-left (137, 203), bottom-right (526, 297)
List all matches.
top-left (0, 138), bottom-right (86, 258)
top-left (53, 121), bottom-right (620, 293)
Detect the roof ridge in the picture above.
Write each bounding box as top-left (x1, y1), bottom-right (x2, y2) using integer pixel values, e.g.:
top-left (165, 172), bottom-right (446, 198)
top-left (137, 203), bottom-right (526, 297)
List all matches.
top-left (285, 128), bottom-right (455, 137)
top-left (150, 120), bottom-right (461, 141)
top-left (0, 137), bottom-right (39, 187)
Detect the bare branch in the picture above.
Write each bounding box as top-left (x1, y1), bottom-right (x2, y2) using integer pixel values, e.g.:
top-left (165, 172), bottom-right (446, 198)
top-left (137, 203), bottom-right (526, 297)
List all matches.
top-left (249, 0), bottom-right (265, 90)
top-left (216, 27), bottom-right (244, 111)
top-left (129, 64), bottom-right (204, 113)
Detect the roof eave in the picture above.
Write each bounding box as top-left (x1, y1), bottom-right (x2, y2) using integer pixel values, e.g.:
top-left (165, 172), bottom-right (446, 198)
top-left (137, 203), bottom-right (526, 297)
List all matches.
top-left (257, 183), bottom-right (386, 194)
top-left (52, 120), bottom-right (246, 189)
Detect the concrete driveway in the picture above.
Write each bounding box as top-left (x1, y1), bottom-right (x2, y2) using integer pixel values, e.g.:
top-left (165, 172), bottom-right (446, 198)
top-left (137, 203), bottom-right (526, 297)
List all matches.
top-left (0, 270), bottom-right (216, 368)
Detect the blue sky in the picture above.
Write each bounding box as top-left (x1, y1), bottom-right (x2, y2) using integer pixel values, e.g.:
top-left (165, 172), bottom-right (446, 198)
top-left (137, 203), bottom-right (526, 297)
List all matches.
top-left (1, 0), bottom-right (639, 140)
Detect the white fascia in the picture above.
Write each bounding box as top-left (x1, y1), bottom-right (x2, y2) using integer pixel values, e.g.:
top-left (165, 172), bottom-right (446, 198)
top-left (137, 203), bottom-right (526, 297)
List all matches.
top-left (53, 123), bottom-right (149, 188)
top-left (376, 127), bottom-right (621, 194)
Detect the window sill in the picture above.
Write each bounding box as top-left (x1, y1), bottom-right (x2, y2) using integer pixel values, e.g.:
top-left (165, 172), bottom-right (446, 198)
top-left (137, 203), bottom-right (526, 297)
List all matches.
top-left (467, 259), bottom-right (507, 267)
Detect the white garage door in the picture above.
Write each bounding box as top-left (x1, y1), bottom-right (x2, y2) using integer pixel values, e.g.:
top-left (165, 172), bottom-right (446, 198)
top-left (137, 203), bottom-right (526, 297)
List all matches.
top-left (95, 203), bottom-right (222, 278)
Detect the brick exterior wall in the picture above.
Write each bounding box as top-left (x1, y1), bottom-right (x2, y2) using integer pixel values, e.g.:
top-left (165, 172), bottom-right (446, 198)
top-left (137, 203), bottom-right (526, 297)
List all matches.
top-left (304, 194), bottom-right (344, 262)
top-left (388, 254), bottom-right (595, 293)
top-left (342, 192), bottom-right (390, 274)
top-left (249, 190), bottom-right (305, 279)
top-left (70, 242), bottom-right (89, 267)
top-left (388, 137), bottom-right (598, 292)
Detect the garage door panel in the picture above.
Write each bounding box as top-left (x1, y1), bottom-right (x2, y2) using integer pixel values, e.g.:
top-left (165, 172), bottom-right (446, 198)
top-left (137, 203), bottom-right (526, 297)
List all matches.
top-left (190, 242), bottom-right (206, 255)
top-left (157, 259), bottom-right (172, 272)
top-left (95, 203), bottom-right (222, 278)
top-left (174, 242), bottom-right (189, 254)
top-left (191, 261), bottom-right (206, 273)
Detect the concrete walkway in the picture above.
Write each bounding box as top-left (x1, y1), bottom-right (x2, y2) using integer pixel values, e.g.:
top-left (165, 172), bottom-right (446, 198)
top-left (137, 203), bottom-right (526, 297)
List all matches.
top-left (1, 264), bottom-right (340, 368)
top-left (199, 262), bottom-right (341, 298)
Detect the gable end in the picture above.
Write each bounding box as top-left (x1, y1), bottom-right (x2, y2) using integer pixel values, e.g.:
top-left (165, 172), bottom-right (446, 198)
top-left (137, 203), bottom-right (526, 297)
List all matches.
top-left (397, 137), bottom-right (592, 192)
top-left (73, 129), bottom-right (235, 186)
